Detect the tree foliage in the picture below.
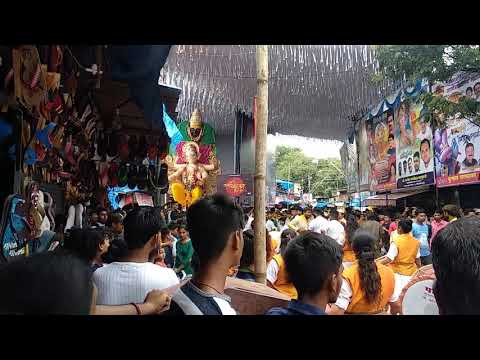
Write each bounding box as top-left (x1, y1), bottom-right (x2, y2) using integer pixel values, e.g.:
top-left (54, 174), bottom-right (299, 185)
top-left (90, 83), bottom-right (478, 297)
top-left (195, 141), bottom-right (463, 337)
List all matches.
top-left (274, 145), bottom-right (346, 198)
top-left (373, 45), bottom-right (480, 126)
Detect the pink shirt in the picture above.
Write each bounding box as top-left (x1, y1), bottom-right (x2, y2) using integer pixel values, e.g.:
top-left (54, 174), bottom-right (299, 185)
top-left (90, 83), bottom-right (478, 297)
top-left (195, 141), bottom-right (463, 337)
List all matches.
top-left (388, 222), bottom-right (397, 235)
top-left (430, 220), bottom-right (449, 245)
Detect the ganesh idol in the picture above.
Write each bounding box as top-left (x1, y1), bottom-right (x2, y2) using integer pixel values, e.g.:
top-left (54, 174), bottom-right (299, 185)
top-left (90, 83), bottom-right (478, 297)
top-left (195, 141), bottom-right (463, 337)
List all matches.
top-left (168, 142), bottom-right (218, 208)
top-left (163, 107), bottom-right (221, 207)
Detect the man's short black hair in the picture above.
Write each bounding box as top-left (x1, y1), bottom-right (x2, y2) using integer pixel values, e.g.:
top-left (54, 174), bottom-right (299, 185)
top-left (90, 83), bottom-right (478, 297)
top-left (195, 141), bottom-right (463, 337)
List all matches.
top-left (398, 218), bottom-right (413, 233)
top-left (465, 142), bottom-right (474, 151)
top-left (366, 212), bottom-right (379, 221)
top-left (443, 204), bottom-right (461, 218)
top-left (329, 209), bottom-right (339, 220)
top-left (240, 230), bottom-right (254, 268)
top-left (414, 152), bottom-right (420, 159)
top-left (284, 232), bottom-right (342, 298)
top-left (168, 222), bottom-right (179, 231)
top-left (122, 203), bottom-right (136, 213)
top-left (432, 217), bottom-right (480, 314)
top-left (466, 86), bottom-right (473, 93)
top-left (187, 194), bottom-right (244, 265)
top-left (123, 206), bottom-right (165, 250)
top-left (0, 252), bottom-right (93, 314)
top-left (420, 138), bottom-right (431, 150)
top-left (388, 133), bottom-right (394, 141)
top-left (416, 208), bottom-right (426, 215)
top-left (63, 229), bottom-right (109, 263)
top-left (110, 212), bottom-right (124, 225)
top-left (97, 207), bottom-right (108, 214)
top-left (290, 205), bottom-right (302, 212)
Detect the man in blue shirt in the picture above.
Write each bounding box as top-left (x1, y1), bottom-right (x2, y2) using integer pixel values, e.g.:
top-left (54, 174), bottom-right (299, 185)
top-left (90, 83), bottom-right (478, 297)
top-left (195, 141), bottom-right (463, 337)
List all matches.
top-left (266, 232), bottom-right (343, 315)
top-left (412, 208), bottom-right (431, 266)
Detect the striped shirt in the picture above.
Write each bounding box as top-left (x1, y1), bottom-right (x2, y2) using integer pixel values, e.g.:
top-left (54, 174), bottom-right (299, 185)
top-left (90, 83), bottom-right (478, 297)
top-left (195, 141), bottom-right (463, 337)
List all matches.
top-left (165, 282), bottom-right (237, 315)
top-left (93, 262), bottom-right (179, 305)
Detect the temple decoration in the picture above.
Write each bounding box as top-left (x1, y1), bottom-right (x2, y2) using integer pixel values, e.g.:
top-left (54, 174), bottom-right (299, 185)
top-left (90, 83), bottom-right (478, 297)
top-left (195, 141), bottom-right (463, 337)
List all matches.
top-left (163, 106), bottom-right (220, 207)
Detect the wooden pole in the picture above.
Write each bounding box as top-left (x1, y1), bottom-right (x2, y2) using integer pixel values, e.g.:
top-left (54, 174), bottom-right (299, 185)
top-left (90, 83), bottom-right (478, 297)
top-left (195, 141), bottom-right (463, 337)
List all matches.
top-left (253, 45), bottom-right (268, 284)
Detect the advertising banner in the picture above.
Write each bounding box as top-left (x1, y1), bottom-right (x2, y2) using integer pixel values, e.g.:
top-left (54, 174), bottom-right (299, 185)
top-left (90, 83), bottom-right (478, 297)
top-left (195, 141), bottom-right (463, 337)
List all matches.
top-left (433, 72), bottom-right (480, 187)
top-left (395, 100), bottom-right (435, 188)
top-left (365, 111), bottom-right (396, 192)
top-left (340, 140), bottom-right (359, 193)
top-left (434, 117), bottom-right (480, 187)
top-left (357, 118), bottom-right (372, 191)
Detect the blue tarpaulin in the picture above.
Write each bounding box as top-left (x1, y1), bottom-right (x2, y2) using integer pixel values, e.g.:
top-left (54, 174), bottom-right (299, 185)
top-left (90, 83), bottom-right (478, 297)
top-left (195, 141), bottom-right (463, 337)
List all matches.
top-left (107, 185), bottom-right (139, 210)
top-left (276, 179), bottom-right (294, 191)
top-left (108, 45), bottom-right (172, 130)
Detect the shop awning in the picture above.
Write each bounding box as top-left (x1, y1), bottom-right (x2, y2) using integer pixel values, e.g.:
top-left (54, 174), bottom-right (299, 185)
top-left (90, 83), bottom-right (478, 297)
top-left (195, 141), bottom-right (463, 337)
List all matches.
top-left (364, 189), bottom-right (428, 207)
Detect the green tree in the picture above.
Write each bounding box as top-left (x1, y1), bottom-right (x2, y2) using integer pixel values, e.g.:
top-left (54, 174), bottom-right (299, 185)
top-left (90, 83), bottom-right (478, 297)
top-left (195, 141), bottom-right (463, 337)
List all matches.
top-left (373, 45), bottom-right (480, 126)
top-left (274, 145), bottom-right (346, 198)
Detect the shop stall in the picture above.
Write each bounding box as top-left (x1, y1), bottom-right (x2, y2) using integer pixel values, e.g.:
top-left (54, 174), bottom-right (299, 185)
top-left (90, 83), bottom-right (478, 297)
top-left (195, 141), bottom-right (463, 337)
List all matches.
top-left (0, 45), bottom-right (181, 261)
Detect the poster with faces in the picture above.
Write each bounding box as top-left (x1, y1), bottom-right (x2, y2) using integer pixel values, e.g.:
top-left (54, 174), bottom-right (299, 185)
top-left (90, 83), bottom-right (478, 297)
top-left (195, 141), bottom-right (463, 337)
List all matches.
top-left (366, 111), bottom-right (396, 192)
top-left (395, 100), bottom-right (435, 188)
top-left (433, 72), bottom-right (480, 187)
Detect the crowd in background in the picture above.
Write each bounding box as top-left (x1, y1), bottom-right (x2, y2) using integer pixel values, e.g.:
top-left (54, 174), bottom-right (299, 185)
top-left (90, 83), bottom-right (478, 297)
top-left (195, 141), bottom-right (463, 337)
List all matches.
top-left (0, 194), bottom-right (479, 316)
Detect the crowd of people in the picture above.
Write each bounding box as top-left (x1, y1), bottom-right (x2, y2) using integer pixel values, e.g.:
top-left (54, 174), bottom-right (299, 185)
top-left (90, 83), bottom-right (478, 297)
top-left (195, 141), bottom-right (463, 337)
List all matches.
top-left (0, 193), bottom-right (479, 315)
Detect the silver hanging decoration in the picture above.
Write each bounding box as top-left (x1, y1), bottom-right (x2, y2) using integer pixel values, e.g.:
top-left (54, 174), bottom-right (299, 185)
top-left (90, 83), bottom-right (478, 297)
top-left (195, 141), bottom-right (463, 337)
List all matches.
top-left (161, 45), bottom-right (396, 140)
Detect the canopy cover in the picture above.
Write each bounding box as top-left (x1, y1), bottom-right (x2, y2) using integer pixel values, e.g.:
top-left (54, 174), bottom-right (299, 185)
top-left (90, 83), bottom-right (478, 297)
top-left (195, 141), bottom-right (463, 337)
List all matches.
top-left (161, 45), bottom-right (395, 140)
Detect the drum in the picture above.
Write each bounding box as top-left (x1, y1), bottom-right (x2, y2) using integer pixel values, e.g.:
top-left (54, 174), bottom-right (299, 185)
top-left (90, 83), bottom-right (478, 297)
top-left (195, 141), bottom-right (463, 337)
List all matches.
top-left (400, 265), bottom-right (439, 315)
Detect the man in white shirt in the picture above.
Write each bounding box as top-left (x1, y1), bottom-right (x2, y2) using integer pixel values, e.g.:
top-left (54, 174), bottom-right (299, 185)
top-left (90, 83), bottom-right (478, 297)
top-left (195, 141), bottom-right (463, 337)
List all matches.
top-left (244, 212), bottom-right (254, 231)
top-left (308, 209), bottom-right (329, 234)
top-left (93, 207), bottom-right (179, 306)
top-left (419, 138), bottom-right (434, 173)
top-left (325, 209), bottom-right (346, 246)
top-left (416, 117), bottom-right (432, 142)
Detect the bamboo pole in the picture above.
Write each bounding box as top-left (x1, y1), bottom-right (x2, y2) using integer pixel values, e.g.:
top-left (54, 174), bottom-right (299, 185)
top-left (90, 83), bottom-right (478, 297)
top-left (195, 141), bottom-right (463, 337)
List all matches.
top-left (253, 45), bottom-right (268, 284)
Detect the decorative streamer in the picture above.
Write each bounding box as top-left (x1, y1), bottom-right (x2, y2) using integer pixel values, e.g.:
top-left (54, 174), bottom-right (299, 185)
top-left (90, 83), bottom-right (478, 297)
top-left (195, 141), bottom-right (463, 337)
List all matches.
top-left (162, 45), bottom-right (395, 141)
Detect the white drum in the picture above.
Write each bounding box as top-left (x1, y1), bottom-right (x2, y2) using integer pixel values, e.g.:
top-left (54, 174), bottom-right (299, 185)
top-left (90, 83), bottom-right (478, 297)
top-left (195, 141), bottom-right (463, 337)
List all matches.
top-left (402, 279), bottom-right (439, 315)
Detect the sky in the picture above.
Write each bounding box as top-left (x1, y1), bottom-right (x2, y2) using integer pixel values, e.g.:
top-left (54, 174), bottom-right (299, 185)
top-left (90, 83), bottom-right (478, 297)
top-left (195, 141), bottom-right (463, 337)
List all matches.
top-left (267, 133), bottom-right (343, 159)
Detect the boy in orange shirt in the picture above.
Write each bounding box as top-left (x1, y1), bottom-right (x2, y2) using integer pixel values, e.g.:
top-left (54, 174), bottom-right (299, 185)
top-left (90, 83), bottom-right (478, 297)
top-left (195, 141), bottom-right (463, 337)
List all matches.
top-left (380, 219), bottom-right (421, 303)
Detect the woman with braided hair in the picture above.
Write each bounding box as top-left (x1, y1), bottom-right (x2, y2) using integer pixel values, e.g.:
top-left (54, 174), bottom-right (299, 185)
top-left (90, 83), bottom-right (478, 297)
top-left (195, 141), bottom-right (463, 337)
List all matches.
top-left (327, 230), bottom-right (397, 315)
top-left (342, 217), bottom-right (359, 269)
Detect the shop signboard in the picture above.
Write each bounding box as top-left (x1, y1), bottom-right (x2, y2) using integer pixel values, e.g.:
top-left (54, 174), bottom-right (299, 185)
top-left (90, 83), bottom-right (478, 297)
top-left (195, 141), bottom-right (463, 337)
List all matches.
top-left (395, 100), bottom-right (435, 188)
top-left (217, 175), bottom-right (254, 198)
top-left (433, 72), bottom-right (480, 187)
